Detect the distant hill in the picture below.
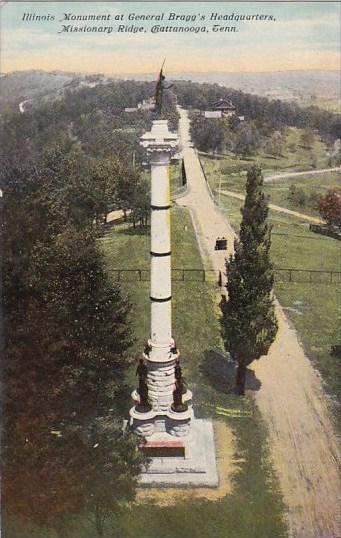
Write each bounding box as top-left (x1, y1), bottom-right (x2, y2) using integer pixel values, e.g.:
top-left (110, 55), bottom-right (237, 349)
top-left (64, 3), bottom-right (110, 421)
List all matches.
top-left (125, 70), bottom-right (340, 103)
top-left (0, 70), bottom-right (116, 113)
top-left (1, 69), bottom-right (340, 114)
top-left (0, 71), bottom-right (74, 109)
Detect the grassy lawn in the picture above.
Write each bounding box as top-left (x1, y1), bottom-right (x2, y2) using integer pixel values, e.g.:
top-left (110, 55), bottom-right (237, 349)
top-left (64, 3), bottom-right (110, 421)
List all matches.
top-left (100, 206), bottom-right (287, 538)
top-left (170, 161), bottom-right (186, 197)
top-left (275, 282), bottom-right (341, 409)
top-left (204, 157), bottom-right (341, 218)
top-left (201, 127), bottom-right (340, 218)
top-left (5, 206), bottom-right (287, 538)
top-left (202, 127), bottom-right (329, 182)
top-left (262, 173), bottom-right (341, 217)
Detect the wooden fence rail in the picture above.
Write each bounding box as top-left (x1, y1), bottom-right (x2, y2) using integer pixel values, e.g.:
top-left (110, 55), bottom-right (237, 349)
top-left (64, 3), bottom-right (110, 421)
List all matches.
top-left (107, 268), bottom-right (341, 285)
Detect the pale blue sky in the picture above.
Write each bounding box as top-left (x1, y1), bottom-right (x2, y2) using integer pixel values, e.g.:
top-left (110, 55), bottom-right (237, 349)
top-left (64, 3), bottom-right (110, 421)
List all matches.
top-left (1, 2), bottom-right (340, 73)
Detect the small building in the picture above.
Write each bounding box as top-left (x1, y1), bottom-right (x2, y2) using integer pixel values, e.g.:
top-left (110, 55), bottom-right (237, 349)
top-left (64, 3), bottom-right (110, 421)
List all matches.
top-left (212, 99), bottom-right (236, 117)
top-left (124, 107), bottom-right (138, 113)
top-left (18, 99), bottom-right (33, 114)
top-left (79, 81), bottom-right (99, 89)
top-left (138, 97), bottom-right (155, 111)
top-left (204, 110), bottom-right (222, 119)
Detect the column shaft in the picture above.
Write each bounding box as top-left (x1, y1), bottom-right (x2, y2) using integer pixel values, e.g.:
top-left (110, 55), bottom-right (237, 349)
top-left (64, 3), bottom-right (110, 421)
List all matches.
top-left (150, 157), bottom-right (172, 349)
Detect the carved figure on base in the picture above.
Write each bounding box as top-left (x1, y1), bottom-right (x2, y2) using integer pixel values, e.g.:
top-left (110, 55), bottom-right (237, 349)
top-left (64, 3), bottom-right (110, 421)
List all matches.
top-left (136, 359), bottom-right (151, 411)
top-left (143, 342), bottom-right (152, 357)
top-left (172, 379), bottom-right (188, 413)
top-left (174, 358), bottom-right (182, 381)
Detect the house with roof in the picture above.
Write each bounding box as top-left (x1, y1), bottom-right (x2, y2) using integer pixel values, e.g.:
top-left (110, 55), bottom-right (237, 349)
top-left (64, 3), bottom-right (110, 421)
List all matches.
top-left (203, 98), bottom-right (236, 118)
top-left (212, 99), bottom-right (236, 116)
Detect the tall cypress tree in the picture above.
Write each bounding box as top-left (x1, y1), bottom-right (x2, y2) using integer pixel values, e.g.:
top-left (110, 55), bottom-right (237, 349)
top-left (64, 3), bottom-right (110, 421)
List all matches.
top-left (221, 165), bottom-right (278, 395)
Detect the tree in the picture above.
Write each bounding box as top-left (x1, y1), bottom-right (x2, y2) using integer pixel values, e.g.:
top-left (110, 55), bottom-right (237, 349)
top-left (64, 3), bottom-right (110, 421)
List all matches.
top-left (131, 177), bottom-right (150, 228)
top-left (234, 122), bottom-right (261, 156)
top-left (221, 165), bottom-right (278, 394)
top-left (3, 416), bottom-right (145, 537)
top-left (287, 184), bottom-right (307, 207)
top-left (115, 165), bottom-right (141, 221)
top-left (1, 142), bottom-right (144, 537)
top-left (87, 157), bottom-right (117, 224)
top-left (315, 188), bottom-right (341, 228)
top-left (300, 128), bottom-right (314, 149)
top-left (265, 131), bottom-right (284, 157)
top-left (2, 219), bottom-right (144, 536)
top-left (190, 116), bottom-right (225, 153)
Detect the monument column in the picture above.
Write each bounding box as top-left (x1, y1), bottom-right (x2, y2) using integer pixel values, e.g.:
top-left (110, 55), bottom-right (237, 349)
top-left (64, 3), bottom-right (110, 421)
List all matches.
top-left (129, 119), bottom-right (193, 430)
top-left (128, 116), bottom-right (217, 488)
top-left (149, 149), bottom-right (172, 356)
top-left (141, 120), bottom-right (181, 413)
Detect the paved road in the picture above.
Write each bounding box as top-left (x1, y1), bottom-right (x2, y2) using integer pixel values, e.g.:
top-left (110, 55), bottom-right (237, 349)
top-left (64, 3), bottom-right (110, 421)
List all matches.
top-left (264, 167), bottom-right (341, 182)
top-left (218, 189), bottom-right (325, 224)
top-left (176, 107), bottom-right (341, 538)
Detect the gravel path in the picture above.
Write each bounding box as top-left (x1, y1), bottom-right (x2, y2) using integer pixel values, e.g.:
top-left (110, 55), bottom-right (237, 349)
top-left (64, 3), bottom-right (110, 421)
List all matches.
top-left (176, 107), bottom-right (340, 538)
top-left (218, 189), bottom-right (325, 224)
top-left (264, 167), bottom-right (341, 182)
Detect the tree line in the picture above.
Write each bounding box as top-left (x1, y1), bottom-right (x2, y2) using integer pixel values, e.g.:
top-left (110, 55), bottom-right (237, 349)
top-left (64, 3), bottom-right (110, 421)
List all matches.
top-left (1, 137), bottom-right (150, 537)
top-left (189, 112), bottom-right (340, 163)
top-left (175, 80), bottom-right (341, 141)
top-left (0, 78), bottom-right (181, 537)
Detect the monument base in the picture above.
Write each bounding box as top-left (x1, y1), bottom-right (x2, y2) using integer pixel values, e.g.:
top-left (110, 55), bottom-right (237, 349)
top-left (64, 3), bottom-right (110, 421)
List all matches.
top-left (137, 419), bottom-right (218, 488)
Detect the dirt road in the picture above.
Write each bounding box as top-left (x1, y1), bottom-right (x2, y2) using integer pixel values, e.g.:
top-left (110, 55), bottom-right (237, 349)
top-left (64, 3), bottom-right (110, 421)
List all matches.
top-left (218, 189), bottom-right (325, 224)
top-left (264, 167), bottom-right (341, 182)
top-left (176, 107), bottom-right (340, 538)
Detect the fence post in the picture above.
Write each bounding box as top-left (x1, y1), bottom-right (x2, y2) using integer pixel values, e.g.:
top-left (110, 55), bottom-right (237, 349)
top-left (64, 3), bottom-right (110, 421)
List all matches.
top-left (117, 270), bottom-right (121, 282)
top-left (138, 269), bottom-right (141, 281)
top-left (182, 269), bottom-right (185, 281)
top-left (289, 270), bottom-right (292, 282)
top-left (202, 270), bottom-right (206, 282)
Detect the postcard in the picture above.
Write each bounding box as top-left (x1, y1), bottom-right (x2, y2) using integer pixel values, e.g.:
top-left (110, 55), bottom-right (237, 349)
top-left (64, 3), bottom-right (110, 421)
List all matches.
top-left (1, 2), bottom-right (340, 537)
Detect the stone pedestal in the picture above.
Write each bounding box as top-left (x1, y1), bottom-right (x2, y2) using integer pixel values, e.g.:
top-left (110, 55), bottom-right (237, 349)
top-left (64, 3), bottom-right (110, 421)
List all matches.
top-left (137, 419), bottom-right (218, 488)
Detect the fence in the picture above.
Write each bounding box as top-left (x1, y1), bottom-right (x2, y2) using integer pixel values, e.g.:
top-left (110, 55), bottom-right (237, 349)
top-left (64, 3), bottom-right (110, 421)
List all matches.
top-left (107, 268), bottom-right (341, 285)
top-left (274, 268), bottom-right (341, 284)
top-left (309, 224), bottom-right (341, 241)
top-left (197, 153), bottom-right (216, 202)
top-left (108, 268), bottom-right (217, 283)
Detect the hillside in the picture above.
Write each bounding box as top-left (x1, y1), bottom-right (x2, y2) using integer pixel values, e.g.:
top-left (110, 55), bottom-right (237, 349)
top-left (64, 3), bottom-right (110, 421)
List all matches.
top-left (0, 70), bottom-right (117, 113)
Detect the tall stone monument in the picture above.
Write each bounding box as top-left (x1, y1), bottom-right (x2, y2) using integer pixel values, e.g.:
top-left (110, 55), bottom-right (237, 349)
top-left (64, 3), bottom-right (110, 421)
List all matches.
top-left (129, 120), bottom-right (218, 487)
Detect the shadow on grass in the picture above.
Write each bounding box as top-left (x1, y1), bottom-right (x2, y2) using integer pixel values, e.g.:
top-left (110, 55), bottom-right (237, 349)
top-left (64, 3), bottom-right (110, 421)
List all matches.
top-left (103, 217), bottom-right (126, 228)
top-left (201, 349), bottom-right (261, 394)
top-left (116, 225), bottom-right (150, 236)
top-left (99, 221), bottom-right (150, 238)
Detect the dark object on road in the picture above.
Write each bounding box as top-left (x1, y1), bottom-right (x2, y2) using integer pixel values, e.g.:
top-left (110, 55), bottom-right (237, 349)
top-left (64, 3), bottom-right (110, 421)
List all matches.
top-left (215, 237), bottom-right (227, 250)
